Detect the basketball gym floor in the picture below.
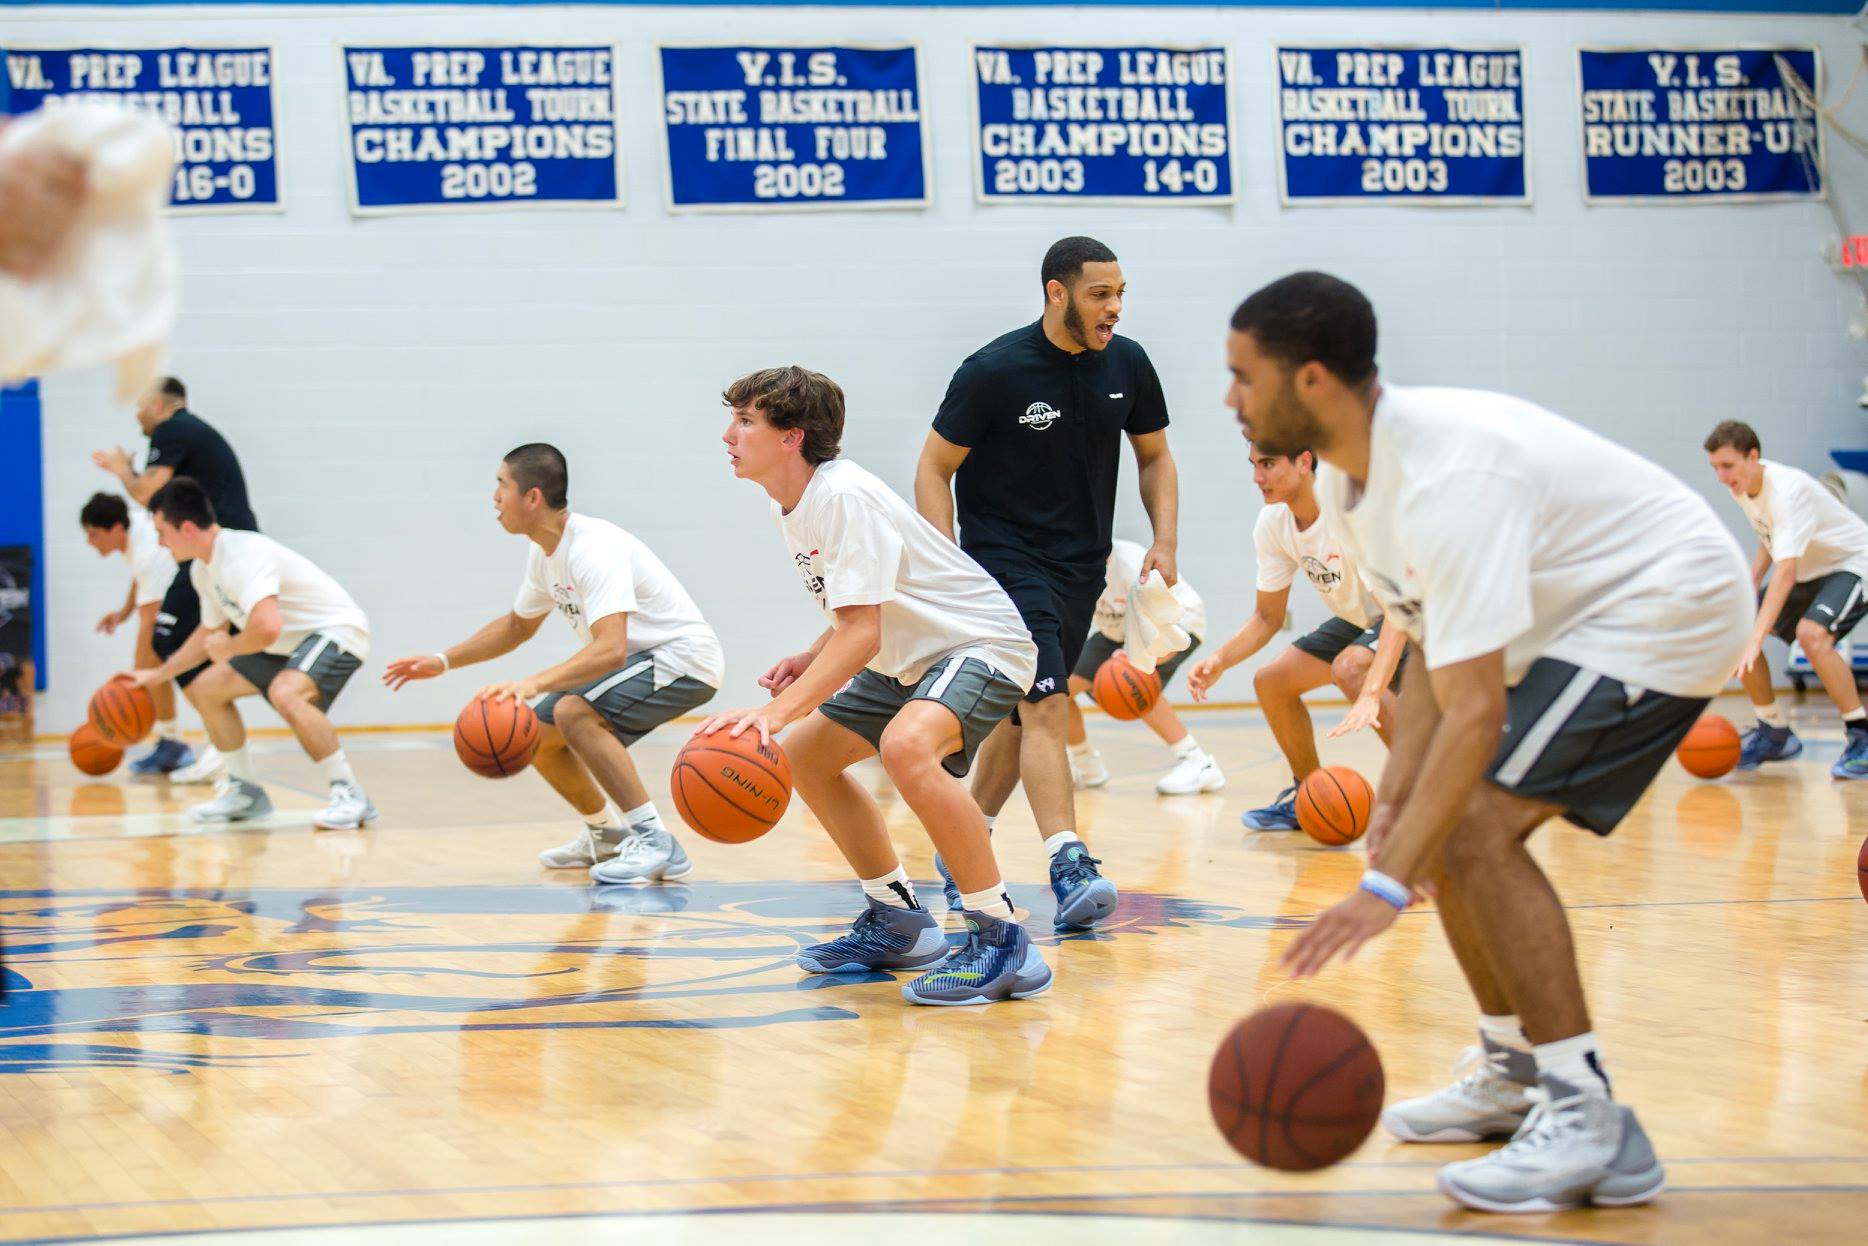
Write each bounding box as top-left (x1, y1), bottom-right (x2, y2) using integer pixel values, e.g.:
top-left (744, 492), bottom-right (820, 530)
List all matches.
top-left (1, 694), bottom-right (1863, 1245)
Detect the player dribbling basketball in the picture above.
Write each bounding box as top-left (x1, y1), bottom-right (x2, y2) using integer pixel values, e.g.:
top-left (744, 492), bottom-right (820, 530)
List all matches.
top-left (704, 366), bottom-right (1050, 1006)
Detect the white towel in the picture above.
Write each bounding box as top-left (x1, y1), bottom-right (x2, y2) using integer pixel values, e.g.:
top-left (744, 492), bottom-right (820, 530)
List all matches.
top-left (1123, 570), bottom-right (1192, 674)
top-left (0, 103), bottom-right (177, 398)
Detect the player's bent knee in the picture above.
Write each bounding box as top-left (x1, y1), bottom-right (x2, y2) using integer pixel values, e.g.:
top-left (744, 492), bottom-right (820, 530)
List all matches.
top-left (1796, 619), bottom-right (1836, 652)
top-left (1331, 648), bottom-right (1372, 694)
top-left (553, 695), bottom-right (599, 728)
top-left (267, 671), bottom-right (323, 716)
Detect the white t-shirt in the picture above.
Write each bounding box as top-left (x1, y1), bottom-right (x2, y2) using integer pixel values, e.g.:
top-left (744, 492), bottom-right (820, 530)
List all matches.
top-left (775, 457), bottom-right (1039, 689)
top-left (125, 509), bottom-right (175, 607)
top-left (1735, 459), bottom-right (1868, 584)
top-left (1253, 502), bottom-right (1380, 628)
top-left (193, 530), bottom-right (372, 659)
top-left (1092, 538), bottom-right (1207, 642)
top-left (1317, 385), bottom-right (1751, 697)
top-left (513, 513), bottom-right (725, 690)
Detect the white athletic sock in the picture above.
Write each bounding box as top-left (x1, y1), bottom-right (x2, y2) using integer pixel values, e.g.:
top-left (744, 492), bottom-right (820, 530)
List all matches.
top-left (154, 717), bottom-right (180, 744)
top-left (983, 815), bottom-right (997, 834)
top-left (1042, 830), bottom-right (1081, 858)
top-left (1756, 705), bottom-right (1788, 728)
top-left (1478, 1013), bottom-right (1531, 1053)
top-left (861, 866), bottom-right (920, 910)
top-left (623, 800), bottom-right (665, 832)
top-left (959, 883), bottom-right (1016, 921)
top-left (223, 747), bottom-right (255, 784)
top-left (318, 750), bottom-right (356, 788)
top-left (1068, 740), bottom-right (1095, 758)
top-left (1845, 708), bottom-right (1867, 727)
top-left (1171, 734), bottom-right (1202, 760)
top-left (1533, 1032), bottom-right (1612, 1098)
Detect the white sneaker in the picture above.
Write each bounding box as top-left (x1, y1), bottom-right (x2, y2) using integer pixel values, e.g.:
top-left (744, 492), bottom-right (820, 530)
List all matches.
top-left (1155, 751), bottom-right (1226, 795)
top-left (538, 825), bottom-right (620, 869)
top-left (1437, 1080), bottom-right (1666, 1212)
top-left (1384, 1042), bottom-right (1537, 1143)
top-left (1070, 750), bottom-right (1110, 789)
top-left (314, 781), bottom-right (378, 830)
top-left (171, 744), bottom-right (225, 785)
top-left (590, 826), bottom-right (693, 884)
top-left (189, 777), bottom-right (272, 823)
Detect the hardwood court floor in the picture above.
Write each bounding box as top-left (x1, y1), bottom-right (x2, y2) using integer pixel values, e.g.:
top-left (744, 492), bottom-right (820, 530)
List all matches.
top-left (1, 695), bottom-right (1863, 1244)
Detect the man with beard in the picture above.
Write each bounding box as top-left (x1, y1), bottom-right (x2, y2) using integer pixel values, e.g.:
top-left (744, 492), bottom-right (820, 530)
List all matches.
top-left (1241, 272), bottom-right (1750, 1212)
top-left (915, 236), bottom-right (1180, 930)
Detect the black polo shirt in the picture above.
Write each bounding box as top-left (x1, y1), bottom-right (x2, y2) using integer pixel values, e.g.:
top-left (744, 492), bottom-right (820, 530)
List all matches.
top-left (933, 319), bottom-right (1168, 582)
top-left (146, 409), bottom-right (258, 532)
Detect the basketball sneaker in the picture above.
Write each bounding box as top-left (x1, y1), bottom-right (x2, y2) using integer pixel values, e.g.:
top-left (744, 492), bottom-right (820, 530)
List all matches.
top-left (1736, 722), bottom-right (1801, 769)
top-left (1436, 1077), bottom-right (1666, 1213)
top-left (1383, 1040), bottom-right (1537, 1143)
top-left (589, 827), bottom-right (692, 884)
top-left (538, 825), bottom-right (618, 869)
top-left (1240, 783), bottom-right (1301, 831)
top-left (795, 897), bottom-right (949, 974)
top-left (170, 744), bottom-right (225, 785)
top-left (130, 738), bottom-right (194, 776)
top-left (189, 777), bottom-right (272, 823)
top-left (1156, 750), bottom-right (1226, 795)
top-left (314, 781), bottom-right (378, 830)
top-left (1831, 729), bottom-right (1868, 779)
top-left (900, 911), bottom-right (1052, 1005)
top-left (1050, 842), bottom-right (1118, 930)
top-left (932, 853), bottom-right (962, 911)
top-left (1070, 747), bottom-right (1110, 789)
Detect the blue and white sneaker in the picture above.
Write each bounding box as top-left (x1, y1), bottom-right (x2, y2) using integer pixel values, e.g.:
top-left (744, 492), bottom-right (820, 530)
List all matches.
top-left (1240, 783), bottom-right (1301, 831)
top-left (1736, 723), bottom-right (1802, 770)
top-left (1832, 729), bottom-right (1868, 780)
top-left (932, 852), bottom-right (962, 911)
top-left (130, 738), bottom-right (195, 776)
top-left (795, 898), bottom-right (949, 975)
top-left (1049, 842), bottom-right (1118, 930)
top-left (900, 912), bottom-right (1052, 1006)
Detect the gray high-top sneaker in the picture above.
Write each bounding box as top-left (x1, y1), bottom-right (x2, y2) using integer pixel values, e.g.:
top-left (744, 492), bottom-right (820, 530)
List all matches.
top-left (1436, 1074), bottom-right (1666, 1213)
top-left (1383, 1037), bottom-right (1537, 1142)
top-left (588, 826), bottom-right (693, 884)
top-left (189, 777), bottom-right (273, 823)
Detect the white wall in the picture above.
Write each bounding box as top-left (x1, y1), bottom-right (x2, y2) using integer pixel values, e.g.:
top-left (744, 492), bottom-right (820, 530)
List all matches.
top-left (20, 4), bottom-right (1868, 732)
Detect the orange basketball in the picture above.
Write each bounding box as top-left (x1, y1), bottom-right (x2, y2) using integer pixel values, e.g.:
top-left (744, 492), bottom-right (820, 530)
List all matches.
top-left (1296, 765), bottom-right (1373, 846)
top-left (1676, 714), bottom-right (1741, 779)
top-left (1092, 652), bottom-right (1162, 721)
top-left (88, 676), bottom-right (154, 746)
top-left (453, 694), bottom-right (540, 778)
top-left (1208, 1003), bottom-right (1385, 1171)
top-left (671, 729), bottom-right (792, 844)
top-left (69, 722), bottom-right (124, 776)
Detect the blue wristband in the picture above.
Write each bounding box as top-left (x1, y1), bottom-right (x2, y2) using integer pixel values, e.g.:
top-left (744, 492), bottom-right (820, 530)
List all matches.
top-left (1359, 869), bottom-right (1410, 910)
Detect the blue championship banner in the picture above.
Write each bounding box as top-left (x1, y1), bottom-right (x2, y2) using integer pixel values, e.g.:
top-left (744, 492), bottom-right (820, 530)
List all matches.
top-left (1579, 48), bottom-right (1823, 203)
top-left (1276, 46), bottom-right (1527, 205)
top-left (3, 46), bottom-right (279, 212)
top-left (973, 46), bottom-right (1233, 203)
top-left (658, 45), bottom-right (928, 211)
top-left (342, 45), bottom-right (622, 214)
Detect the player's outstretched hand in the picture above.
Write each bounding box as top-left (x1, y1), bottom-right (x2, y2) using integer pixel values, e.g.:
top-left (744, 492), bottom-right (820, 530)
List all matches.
top-left (1328, 693), bottom-right (1382, 738)
top-left (1185, 655), bottom-right (1225, 703)
top-left (383, 654), bottom-right (444, 691)
top-left (758, 652), bottom-right (814, 696)
top-left (96, 609), bottom-right (127, 636)
top-left (1280, 888), bottom-right (1400, 980)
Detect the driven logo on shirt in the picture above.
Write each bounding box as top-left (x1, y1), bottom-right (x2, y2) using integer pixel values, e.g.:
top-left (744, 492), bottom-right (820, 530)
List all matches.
top-left (1019, 401), bottom-right (1061, 431)
top-left (551, 584), bottom-right (583, 624)
top-left (1300, 555), bottom-right (1343, 592)
top-left (793, 551), bottom-right (825, 602)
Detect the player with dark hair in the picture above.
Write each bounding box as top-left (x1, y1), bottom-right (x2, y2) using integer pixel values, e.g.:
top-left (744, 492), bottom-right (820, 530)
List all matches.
top-left (1704, 419), bottom-right (1868, 776)
top-left (914, 235), bottom-right (1179, 927)
top-left (129, 478), bottom-right (377, 829)
top-left (1242, 272), bottom-right (1751, 1212)
top-left (384, 443), bottom-right (722, 881)
top-left (708, 365), bottom-right (1049, 1005)
top-left (91, 376), bottom-right (257, 781)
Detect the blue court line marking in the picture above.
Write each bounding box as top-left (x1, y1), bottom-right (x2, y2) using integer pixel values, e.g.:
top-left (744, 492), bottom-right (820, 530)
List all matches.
top-left (12, 1184), bottom-right (1868, 1246)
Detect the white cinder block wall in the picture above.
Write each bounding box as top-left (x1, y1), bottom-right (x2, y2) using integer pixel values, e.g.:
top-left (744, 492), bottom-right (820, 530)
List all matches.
top-left (19, 4), bottom-right (1868, 731)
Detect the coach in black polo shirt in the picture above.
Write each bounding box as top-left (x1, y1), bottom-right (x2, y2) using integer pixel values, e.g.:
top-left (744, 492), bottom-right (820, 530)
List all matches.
top-left (92, 376), bottom-right (257, 778)
top-left (917, 236), bottom-right (1180, 931)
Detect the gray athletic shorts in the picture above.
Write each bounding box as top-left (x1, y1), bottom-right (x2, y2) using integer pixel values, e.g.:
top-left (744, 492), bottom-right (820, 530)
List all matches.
top-left (533, 655), bottom-right (716, 746)
top-left (819, 655), bottom-right (1024, 778)
top-left (1072, 632), bottom-right (1201, 686)
top-left (230, 633), bottom-right (363, 710)
top-left (1487, 657), bottom-right (1707, 836)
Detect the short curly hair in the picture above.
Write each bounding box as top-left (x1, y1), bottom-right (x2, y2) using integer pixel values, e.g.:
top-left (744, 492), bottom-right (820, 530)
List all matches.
top-left (722, 367), bottom-right (845, 464)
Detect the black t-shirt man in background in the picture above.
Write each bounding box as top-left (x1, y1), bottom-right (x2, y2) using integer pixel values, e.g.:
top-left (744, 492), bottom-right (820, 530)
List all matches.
top-left (91, 375), bottom-right (258, 780)
top-left (916, 236), bottom-right (1180, 931)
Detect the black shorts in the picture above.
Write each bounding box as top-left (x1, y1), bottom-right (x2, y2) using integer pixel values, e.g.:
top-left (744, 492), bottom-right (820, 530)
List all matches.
top-left (1073, 631), bottom-right (1201, 687)
top-left (1766, 571), bottom-right (1868, 644)
top-left (229, 633), bottom-right (364, 710)
top-left (1487, 657), bottom-right (1707, 836)
top-left (1292, 616), bottom-right (1381, 664)
top-left (970, 553), bottom-right (1100, 705)
top-left (534, 653), bottom-right (716, 746)
top-left (152, 565), bottom-right (209, 689)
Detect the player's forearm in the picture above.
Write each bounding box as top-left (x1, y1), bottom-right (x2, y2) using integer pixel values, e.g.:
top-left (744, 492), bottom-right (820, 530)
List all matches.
top-left (1136, 449), bottom-right (1180, 552)
top-left (150, 628), bottom-right (211, 682)
top-left (1372, 688), bottom-right (1505, 887)
top-left (1215, 615), bottom-right (1277, 669)
top-left (1752, 562), bottom-right (1798, 640)
top-left (913, 461), bottom-right (958, 543)
top-left (531, 635), bottom-right (630, 694)
top-left (768, 619), bottom-right (880, 723)
top-left (1373, 655), bottom-right (1442, 811)
top-left (1359, 625), bottom-right (1407, 698)
top-left (445, 614), bottom-right (533, 669)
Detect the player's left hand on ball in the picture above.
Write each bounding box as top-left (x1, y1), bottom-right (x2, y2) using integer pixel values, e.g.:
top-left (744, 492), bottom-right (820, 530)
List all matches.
top-left (1280, 888), bottom-right (1400, 980)
top-left (478, 680), bottom-right (537, 703)
top-left (696, 707), bottom-right (783, 746)
top-left (117, 669), bottom-right (157, 689)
